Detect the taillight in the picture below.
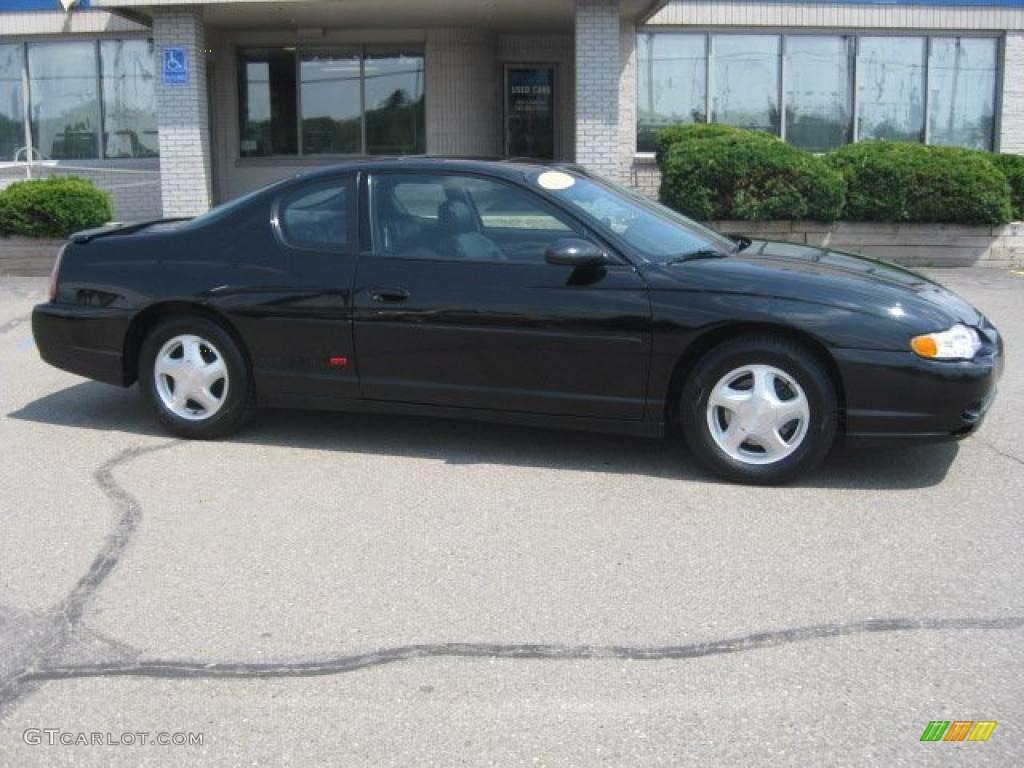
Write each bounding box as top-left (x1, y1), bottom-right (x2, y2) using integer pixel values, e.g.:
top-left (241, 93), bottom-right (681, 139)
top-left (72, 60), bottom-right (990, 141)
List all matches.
top-left (49, 244), bottom-right (66, 302)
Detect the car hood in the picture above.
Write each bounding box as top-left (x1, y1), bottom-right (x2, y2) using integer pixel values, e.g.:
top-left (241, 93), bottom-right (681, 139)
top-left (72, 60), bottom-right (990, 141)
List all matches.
top-left (648, 239), bottom-right (984, 329)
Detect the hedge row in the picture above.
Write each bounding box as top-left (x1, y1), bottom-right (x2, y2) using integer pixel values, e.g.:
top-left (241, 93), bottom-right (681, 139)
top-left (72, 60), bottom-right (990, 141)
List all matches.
top-left (656, 125), bottom-right (1023, 225)
top-left (659, 125), bottom-right (845, 222)
top-left (0, 177), bottom-right (112, 238)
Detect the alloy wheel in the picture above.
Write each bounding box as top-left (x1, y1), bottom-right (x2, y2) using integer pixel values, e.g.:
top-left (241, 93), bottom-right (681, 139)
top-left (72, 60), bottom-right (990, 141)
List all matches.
top-left (153, 334), bottom-right (230, 421)
top-left (706, 364), bottom-right (810, 465)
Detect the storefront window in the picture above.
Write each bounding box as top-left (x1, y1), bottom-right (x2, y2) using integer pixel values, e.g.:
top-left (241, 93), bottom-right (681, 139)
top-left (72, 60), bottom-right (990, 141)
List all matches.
top-left (929, 37), bottom-right (997, 151)
top-left (785, 36), bottom-right (853, 151)
top-left (364, 50), bottom-right (425, 155)
top-left (300, 50), bottom-right (361, 155)
top-left (710, 35), bottom-right (780, 135)
top-left (856, 36), bottom-right (926, 143)
top-left (100, 39), bottom-right (159, 158)
top-left (0, 44), bottom-right (24, 162)
top-left (28, 42), bottom-right (101, 160)
top-left (636, 30), bottom-right (996, 153)
top-left (636, 32), bottom-right (706, 153)
top-left (238, 49), bottom-right (298, 156)
top-left (239, 46), bottom-right (425, 157)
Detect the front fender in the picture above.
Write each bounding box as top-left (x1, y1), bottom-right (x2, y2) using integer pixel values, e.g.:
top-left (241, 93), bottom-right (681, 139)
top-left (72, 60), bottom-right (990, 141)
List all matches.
top-left (645, 290), bottom-right (921, 413)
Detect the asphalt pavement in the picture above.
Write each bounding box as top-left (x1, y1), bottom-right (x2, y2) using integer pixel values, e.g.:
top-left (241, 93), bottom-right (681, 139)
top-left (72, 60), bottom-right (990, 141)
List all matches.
top-left (0, 268), bottom-right (1021, 766)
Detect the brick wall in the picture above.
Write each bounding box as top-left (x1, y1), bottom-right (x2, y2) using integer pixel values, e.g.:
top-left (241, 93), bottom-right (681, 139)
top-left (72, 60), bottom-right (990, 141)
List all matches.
top-left (1001, 32), bottom-right (1024, 154)
top-left (627, 157), bottom-right (661, 198)
top-left (152, 8), bottom-right (213, 217)
top-left (575, 0), bottom-right (621, 180)
top-left (618, 19), bottom-right (637, 179)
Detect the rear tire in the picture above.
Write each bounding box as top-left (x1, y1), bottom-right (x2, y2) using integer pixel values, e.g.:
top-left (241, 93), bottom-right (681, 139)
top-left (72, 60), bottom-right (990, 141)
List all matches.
top-left (679, 335), bottom-right (838, 485)
top-left (138, 315), bottom-right (255, 439)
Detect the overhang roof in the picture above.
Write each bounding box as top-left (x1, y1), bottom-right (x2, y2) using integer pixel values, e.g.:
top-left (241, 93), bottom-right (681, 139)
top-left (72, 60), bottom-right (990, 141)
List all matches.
top-left (89, 0), bottom-right (661, 31)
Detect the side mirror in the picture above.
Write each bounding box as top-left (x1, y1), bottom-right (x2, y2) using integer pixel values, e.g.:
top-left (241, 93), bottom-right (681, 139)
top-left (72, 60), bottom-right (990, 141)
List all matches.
top-left (545, 238), bottom-right (608, 268)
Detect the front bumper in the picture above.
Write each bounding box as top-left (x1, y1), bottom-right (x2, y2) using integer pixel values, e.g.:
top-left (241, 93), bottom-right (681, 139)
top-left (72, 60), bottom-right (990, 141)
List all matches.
top-left (834, 328), bottom-right (1003, 443)
top-left (32, 303), bottom-right (134, 387)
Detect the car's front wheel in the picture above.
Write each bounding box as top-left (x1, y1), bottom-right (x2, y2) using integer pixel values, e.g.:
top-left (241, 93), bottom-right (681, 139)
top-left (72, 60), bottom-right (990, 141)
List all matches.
top-left (680, 336), bottom-right (838, 484)
top-left (138, 315), bottom-right (255, 439)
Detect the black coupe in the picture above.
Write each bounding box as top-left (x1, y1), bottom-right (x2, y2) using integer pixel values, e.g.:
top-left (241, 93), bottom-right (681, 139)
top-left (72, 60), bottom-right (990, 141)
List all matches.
top-left (32, 159), bottom-right (1003, 483)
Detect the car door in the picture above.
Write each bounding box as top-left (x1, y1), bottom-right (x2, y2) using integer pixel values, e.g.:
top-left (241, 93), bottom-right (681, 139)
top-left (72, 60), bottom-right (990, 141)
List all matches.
top-left (215, 174), bottom-right (361, 402)
top-left (352, 170), bottom-right (651, 420)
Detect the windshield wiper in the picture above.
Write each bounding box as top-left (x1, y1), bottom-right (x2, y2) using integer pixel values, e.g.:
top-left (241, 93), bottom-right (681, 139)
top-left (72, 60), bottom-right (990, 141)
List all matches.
top-left (664, 249), bottom-right (729, 265)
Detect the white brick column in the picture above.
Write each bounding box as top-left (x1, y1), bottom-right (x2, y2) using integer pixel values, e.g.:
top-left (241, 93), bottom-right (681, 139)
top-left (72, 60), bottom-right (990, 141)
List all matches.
top-left (618, 19), bottom-right (637, 179)
top-left (1000, 32), bottom-right (1024, 154)
top-left (152, 8), bottom-right (213, 217)
top-left (575, 0), bottom-right (622, 179)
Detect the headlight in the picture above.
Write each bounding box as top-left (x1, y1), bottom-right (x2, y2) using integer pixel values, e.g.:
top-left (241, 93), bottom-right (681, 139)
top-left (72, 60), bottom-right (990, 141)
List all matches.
top-left (911, 324), bottom-right (982, 360)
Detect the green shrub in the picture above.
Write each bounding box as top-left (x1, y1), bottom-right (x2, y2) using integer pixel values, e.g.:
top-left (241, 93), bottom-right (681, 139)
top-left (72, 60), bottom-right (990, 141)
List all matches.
top-left (657, 124), bottom-right (845, 221)
top-left (0, 176), bottom-right (113, 238)
top-left (989, 152), bottom-right (1024, 220)
top-left (653, 123), bottom-right (777, 165)
top-left (825, 142), bottom-right (1011, 225)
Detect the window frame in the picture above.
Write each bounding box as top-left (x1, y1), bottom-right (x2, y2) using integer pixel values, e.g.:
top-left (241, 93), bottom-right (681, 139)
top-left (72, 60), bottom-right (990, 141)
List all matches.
top-left (926, 35), bottom-right (1001, 151)
top-left (708, 32), bottom-right (783, 136)
top-left (12, 36), bottom-right (158, 163)
top-left (99, 38), bottom-right (159, 160)
top-left (854, 34), bottom-right (929, 145)
top-left (270, 173), bottom-right (361, 255)
top-left (26, 39), bottom-right (104, 161)
top-left (236, 44), bottom-right (426, 161)
top-left (634, 27), bottom-right (1002, 154)
top-left (782, 34), bottom-right (855, 152)
top-left (366, 169), bottom-right (625, 267)
top-left (0, 42), bottom-right (27, 162)
top-left (635, 31), bottom-right (708, 153)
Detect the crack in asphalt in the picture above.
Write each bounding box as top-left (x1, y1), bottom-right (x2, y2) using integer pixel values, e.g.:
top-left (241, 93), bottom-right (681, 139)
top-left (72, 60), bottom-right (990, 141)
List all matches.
top-left (976, 437), bottom-right (1024, 467)
top-left (2, 435), bottom-right (1023, 720)
top-left (0, 443), bottom-right (175, 715)
top-left (18, 616), bottom-right (1024, 682)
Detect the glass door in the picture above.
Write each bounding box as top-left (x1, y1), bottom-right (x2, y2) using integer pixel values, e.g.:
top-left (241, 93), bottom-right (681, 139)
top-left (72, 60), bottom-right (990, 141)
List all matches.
top-left (504, 65), bottom-right (555, 160)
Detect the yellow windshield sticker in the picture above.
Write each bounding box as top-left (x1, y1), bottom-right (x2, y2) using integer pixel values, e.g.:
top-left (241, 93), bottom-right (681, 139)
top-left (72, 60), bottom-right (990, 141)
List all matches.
top-left (537, 171), bottom-right (575, 190)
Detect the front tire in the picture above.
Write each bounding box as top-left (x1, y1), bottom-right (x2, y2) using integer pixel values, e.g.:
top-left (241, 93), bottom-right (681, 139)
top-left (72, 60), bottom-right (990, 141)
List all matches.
top-left (680, 336), bottom-right (838, 485)
top-left (138, 315), bottom-right (255, 439)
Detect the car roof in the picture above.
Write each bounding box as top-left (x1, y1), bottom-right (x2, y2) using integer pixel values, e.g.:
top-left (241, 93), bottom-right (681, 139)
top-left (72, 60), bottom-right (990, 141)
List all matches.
top-left (290, 156), bottom-right (583, 185)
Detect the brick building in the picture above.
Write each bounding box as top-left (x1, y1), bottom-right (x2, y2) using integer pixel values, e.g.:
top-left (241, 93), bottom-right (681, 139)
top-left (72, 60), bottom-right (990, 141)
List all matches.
top-left (1, 0), bottom-right (1023, 220)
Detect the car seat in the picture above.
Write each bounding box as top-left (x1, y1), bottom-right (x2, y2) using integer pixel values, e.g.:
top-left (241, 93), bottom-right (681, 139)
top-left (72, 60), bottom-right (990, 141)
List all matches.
top-left (437, 200), bottom-right (506, 262)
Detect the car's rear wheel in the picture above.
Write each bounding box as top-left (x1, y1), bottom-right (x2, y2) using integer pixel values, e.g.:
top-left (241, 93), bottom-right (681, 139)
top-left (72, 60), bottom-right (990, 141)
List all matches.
top-left (680, 336), bottom-right (838, 484)
top-left (138, 315), bottom-right (254, 439)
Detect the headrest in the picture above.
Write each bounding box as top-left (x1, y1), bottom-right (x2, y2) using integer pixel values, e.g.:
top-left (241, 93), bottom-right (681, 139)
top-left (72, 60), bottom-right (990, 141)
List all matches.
top-left (438, 200), bottom-right (475, 235)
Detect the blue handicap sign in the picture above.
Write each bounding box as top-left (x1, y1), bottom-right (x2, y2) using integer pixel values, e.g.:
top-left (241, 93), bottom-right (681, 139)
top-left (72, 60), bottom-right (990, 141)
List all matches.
top-left (163, 47), bottom-right (188, 87)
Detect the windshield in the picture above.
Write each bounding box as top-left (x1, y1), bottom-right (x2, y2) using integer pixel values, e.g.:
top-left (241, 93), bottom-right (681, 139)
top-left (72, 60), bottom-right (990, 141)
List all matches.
top-left (532, 170), bottom-right (735, 262)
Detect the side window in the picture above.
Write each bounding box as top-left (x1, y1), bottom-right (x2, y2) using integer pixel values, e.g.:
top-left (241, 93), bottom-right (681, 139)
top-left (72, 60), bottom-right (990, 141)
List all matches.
top-left (371, 172), bottom-right (581, 264)
top-left (277, 176), bottom-right (357, 252)
top-left (392, 181), bottom-right (447, 222)
top-left (372, 175), bottom-right (450, 258)
top-left (465, 179), bottom-right (571, 233)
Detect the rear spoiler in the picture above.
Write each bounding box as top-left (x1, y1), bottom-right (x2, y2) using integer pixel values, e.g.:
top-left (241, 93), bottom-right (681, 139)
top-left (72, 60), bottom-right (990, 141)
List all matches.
top-left (69, 217), bottom-right (192, 244)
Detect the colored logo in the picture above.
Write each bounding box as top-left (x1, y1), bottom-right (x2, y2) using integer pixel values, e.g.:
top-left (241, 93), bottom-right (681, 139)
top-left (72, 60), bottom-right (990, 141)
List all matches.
top-left (920, 721), bottom-right (997, 742)
top-left (162, 47), bottom-right (188, 87)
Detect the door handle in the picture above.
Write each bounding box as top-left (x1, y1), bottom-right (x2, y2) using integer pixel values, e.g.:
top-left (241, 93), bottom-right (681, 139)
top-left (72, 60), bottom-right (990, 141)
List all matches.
top-left (369, 287), bottom-right (410, 303)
